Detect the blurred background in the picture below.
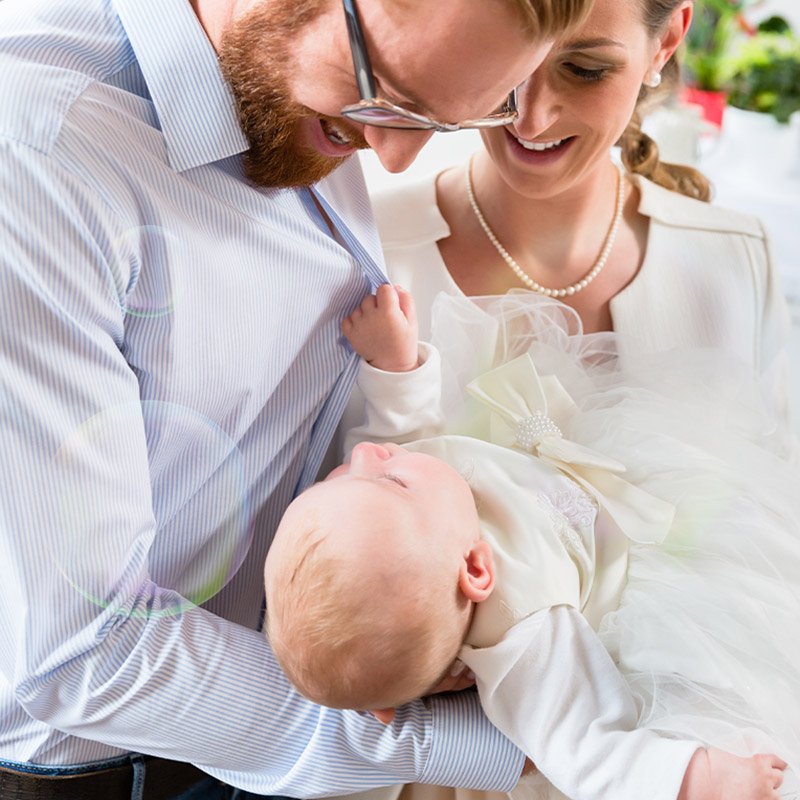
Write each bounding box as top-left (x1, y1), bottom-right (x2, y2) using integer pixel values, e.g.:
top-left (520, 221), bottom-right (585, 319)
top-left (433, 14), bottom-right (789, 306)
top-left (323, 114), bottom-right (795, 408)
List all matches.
top-left (359, 0), bottom-right (800, 432)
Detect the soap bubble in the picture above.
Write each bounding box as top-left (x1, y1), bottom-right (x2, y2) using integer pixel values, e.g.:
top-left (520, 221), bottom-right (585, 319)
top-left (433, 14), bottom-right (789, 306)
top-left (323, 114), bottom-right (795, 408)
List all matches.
top-left (110, 226), bottom-right (186, 319)
top-left (54, 400), bottom-right (250, 618)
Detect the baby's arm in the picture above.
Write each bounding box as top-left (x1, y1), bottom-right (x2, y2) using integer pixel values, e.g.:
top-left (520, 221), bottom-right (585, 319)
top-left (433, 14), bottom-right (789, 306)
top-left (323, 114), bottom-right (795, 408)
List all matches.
top-left (460, 606), bottom-right (786, 800)
top-left (342, 283), bottom-right (419, 372)
top-left (340, 286), bottom-right (446, 455)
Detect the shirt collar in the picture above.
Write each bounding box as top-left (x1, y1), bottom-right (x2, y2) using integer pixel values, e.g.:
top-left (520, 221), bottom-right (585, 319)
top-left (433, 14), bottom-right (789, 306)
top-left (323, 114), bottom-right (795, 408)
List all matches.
top-left (112, 0), bottom-right (248, 172)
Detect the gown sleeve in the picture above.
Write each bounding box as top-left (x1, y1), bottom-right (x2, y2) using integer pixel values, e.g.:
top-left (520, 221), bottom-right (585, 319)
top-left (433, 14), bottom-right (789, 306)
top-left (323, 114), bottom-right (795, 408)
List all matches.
top-left (460, 605), bottom-right (702, 800)
top-left (342, 343), bottom-right (446, 458)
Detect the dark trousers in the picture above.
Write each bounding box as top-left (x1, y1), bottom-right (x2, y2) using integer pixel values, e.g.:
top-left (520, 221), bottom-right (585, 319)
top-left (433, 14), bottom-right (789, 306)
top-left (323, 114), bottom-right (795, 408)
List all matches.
top-left (0, 755), bottom-right (296, 800)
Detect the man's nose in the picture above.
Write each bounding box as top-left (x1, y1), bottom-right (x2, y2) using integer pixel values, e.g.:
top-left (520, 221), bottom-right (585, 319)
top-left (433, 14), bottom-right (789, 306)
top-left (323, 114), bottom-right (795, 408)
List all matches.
top-left (363, 127), bottom-right (435, 173)
top-left (512, 73), bottom-right (561, 141)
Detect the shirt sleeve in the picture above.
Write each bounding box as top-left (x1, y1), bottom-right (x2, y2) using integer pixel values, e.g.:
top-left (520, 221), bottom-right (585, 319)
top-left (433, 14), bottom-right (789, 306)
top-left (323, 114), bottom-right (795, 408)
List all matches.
top-left (459, 606), bottom-right (701, 800)
top-left (341, 342), bottom-right (447, 458)
top-left (0, 140), bottom-right (523, 795)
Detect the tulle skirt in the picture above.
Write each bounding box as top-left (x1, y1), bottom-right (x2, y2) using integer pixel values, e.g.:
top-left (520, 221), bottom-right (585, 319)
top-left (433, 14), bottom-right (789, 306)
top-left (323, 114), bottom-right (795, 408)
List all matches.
top-left (428, 290), bottom-right (800, 798)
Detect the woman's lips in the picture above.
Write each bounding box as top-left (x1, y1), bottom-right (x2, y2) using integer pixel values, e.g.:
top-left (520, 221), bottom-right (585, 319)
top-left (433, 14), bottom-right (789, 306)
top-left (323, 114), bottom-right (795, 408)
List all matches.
top-left (505, 128), bottom-right (576, 164)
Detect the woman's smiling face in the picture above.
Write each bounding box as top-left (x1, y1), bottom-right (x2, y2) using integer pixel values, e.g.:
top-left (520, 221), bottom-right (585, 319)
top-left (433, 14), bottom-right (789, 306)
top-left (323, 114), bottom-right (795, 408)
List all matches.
top-left (479, 0), bottom-right (690, 199)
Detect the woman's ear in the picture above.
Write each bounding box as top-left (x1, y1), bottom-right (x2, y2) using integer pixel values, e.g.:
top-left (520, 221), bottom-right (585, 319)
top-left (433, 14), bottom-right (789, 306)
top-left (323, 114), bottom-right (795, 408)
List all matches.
top-left (458, 540), bottom-right (494, 603)
top-left (652, 0), bottom-right (693, 72)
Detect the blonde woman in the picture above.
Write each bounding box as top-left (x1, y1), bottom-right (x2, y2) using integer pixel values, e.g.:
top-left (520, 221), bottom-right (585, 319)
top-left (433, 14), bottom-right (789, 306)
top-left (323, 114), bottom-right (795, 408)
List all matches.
top-left (333, 0), bottom-right (796, 798)
top-left (366, 0), bottom-right (793, 436)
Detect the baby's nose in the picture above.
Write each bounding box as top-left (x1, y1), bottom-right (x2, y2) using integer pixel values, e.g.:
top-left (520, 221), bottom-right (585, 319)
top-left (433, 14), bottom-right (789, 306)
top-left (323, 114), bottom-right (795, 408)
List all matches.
top-left (351, 441), bottom-right (391, 466)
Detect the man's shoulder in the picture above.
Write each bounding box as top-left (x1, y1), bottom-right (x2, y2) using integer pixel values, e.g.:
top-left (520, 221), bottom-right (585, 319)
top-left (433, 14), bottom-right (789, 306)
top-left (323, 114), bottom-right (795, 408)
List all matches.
top-left (0, 0), bottom-right (137, 157)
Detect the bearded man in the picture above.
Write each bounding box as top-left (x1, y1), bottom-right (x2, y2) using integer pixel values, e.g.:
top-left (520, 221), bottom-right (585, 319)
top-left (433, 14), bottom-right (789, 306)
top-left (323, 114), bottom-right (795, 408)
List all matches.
top-left (0, 0), bottom-right (585, 797)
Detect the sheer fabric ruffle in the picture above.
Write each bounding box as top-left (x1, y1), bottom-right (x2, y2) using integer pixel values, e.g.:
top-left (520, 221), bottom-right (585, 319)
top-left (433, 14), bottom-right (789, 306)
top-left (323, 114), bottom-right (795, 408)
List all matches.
top-left (430, 290), bottom-right (800, 798)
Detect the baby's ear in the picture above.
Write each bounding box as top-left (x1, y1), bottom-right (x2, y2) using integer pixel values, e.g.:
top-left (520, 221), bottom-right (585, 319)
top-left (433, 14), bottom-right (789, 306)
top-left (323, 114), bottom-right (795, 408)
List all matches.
top-left (458, 540), bottom-right (494, 603)
top-left (369, 707), bottom-right (396, 724)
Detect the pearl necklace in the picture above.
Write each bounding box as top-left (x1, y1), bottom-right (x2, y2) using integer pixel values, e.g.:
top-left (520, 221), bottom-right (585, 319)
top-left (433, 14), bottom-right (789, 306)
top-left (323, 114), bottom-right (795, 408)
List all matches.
top-left (465, 155), bottom-right (625, 298)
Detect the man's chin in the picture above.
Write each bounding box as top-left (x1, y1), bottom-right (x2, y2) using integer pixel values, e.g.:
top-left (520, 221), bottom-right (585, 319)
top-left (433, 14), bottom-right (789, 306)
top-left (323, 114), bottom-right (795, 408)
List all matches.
top-left (241, 125), bottom-right (354, 189)
top-left (243, 150), bottom-right (351, 190)
top-left (241, 117), bottom-right (368, 190)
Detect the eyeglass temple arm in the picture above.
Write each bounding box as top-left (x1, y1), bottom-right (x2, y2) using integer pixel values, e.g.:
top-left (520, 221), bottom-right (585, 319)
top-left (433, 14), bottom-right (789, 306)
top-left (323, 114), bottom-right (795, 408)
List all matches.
top-left (507, 87), bottom-right (518, 113)
top-left (342, 0), bottom-right (377, 100)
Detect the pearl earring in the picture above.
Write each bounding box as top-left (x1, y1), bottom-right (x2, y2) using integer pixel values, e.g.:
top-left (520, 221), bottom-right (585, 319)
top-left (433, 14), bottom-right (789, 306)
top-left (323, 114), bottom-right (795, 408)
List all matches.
top-left (644, 70), bottom-right (662, 88)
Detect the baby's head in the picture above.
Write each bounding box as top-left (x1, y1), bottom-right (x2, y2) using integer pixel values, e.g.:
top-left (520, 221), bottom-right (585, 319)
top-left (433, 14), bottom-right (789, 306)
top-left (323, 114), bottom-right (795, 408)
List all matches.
top-left (264, 442), bottom-right (494, 718)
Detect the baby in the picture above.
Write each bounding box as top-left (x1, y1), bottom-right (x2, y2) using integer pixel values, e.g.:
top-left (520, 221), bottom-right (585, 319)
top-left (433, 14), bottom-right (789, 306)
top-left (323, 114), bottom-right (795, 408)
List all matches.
top-left (265, 285), bottom-right (789, 800)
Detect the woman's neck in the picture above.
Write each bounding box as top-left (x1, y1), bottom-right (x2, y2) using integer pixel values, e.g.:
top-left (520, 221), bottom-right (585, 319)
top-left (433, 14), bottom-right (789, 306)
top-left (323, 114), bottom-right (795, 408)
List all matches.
top-left (471, 154), bottom-right (623, 280)
top-left (435, 153), bottom-right (648, 333)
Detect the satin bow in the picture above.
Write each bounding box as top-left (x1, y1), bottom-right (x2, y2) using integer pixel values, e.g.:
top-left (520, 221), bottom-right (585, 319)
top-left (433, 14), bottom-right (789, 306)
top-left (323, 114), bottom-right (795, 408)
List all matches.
top-left (466, 354), bottom-right (674, 544)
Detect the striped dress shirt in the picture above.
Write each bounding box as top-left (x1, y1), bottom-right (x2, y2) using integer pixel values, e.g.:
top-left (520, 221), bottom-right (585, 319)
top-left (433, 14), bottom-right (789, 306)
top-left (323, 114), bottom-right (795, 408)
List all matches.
top-left (0, 0), bottom-right (523, 793)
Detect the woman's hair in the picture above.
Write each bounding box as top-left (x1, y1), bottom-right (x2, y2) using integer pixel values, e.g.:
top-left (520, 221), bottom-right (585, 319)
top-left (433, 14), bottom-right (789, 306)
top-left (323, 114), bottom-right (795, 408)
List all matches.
top-left (618, 0), bottom-right (712, 201)
top-left (510, 0), bottom-right (593, 39)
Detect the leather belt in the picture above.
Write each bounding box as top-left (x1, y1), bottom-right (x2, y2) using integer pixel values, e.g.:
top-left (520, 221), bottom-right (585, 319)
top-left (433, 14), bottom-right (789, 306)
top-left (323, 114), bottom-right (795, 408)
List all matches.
top-left (0, 756), bottom-right (209, 800)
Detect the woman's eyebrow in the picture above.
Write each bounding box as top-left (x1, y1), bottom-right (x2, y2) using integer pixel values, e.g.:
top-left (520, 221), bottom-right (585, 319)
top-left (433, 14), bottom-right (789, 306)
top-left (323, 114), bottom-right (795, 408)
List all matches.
top-left (562, 36), bottom-right (625, 50)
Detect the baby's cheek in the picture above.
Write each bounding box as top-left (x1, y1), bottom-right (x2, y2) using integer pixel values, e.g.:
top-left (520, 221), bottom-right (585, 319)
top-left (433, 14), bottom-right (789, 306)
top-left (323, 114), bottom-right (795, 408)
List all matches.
top-left (323, 464), bottom-right (350, 481)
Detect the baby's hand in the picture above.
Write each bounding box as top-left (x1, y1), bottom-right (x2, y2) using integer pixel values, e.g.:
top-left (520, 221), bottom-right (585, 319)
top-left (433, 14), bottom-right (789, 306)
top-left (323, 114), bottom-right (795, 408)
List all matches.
top-left (342, 284), bottom-right (419, 372)
top-left (679, 747), bottom-right (787, 800)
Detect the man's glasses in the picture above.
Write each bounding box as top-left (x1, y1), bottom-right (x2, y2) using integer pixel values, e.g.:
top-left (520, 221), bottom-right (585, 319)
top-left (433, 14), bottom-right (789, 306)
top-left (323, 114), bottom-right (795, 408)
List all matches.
top-left (340, 0), bottom-right (519, 132)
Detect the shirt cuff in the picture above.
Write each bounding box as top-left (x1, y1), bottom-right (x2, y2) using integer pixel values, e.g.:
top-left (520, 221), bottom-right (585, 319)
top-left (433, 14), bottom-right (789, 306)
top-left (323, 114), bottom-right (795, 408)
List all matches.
top-left (419, 690), bottom-right (525, 791)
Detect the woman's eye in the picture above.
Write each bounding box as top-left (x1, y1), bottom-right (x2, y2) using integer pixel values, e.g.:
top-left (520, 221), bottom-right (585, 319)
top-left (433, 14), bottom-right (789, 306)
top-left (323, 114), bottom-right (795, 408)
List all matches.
top-left (566, 64), bottom-right (610, 82)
